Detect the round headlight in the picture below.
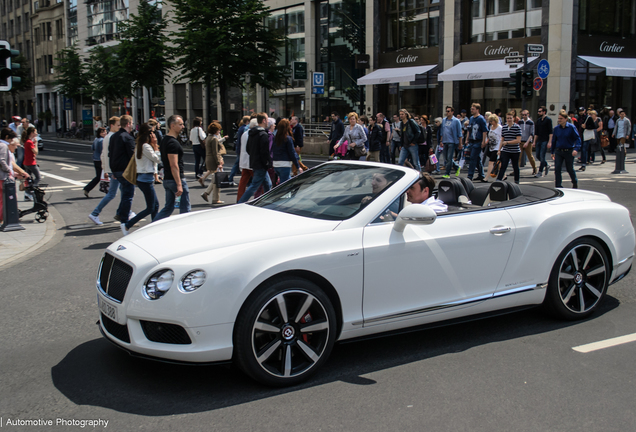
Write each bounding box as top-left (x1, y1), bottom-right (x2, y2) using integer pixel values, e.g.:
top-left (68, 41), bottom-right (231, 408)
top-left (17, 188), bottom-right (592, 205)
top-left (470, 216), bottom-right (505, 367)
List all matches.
top-left (179, 270), bottom-right (206, 292)
top-left (143, 269), bottom-right (174, 300)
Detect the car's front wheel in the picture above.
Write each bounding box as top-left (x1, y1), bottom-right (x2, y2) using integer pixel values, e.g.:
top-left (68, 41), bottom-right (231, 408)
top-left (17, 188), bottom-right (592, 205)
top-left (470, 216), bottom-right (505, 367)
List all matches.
top-left (234, 278), bottom-right (337, 386)
top-left (544, 237), bottom-right (610, 320)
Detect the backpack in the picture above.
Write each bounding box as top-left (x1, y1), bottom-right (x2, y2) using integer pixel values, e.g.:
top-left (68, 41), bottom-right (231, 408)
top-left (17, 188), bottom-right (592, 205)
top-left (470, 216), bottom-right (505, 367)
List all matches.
top-left (417, 125), bottom-right (426, 144)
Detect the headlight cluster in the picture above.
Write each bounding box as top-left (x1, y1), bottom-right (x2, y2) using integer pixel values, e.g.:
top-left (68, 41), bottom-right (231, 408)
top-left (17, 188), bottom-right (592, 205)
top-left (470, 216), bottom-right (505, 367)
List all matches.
top-left (143, 269), bottom-right (206, 300)
top-left (179, 270), bottom-right (206, 292)
top-left (143, 269), bottom-right (175, 300)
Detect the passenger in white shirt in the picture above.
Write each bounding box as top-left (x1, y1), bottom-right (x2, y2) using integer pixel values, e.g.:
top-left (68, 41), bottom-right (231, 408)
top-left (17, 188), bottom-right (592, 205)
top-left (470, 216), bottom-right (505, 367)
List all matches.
top-left (406, 172), bottom-right (448, 213)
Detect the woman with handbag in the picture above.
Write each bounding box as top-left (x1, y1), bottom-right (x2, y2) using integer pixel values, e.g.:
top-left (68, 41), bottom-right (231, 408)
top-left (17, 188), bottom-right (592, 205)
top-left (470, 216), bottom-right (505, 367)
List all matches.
top-left (121, 123), bottom-right (161, 235)
top-left (580, 110), bottom-right (597, 171)
top-left (272, 118), bottom-right (302, 183)
top-left (200, 121), bottom-right (225, 204)
top-left (588, 110), bottom-right (606, 165)
top-left (334, 112), bottom-right (367, 160)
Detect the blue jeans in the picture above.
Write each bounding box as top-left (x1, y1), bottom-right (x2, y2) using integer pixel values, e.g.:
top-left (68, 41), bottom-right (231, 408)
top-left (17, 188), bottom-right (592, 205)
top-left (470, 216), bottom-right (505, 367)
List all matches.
top-left (154, 178), bottom-right (191, 221)
top-left (467, 142), bottom-right (484, 180)
top-left (112, 171), bottom-right (135, 224)
top-left (274, 167), bottom-right (292, 184)
top-left (536, 140), bottom-right (549, 172)
top-left (192, 145), bottom-right (206, 177)
top-left (126, 179), bottom-right (158, 229)
top-left (581, 140), bottom-right (592, 166)
top-left (238, 168), bottom-right (272, 203)
top-left (228, 157), bottom-right (240, 183)
top-left (390, 141), bottom-right (401, 164)
top-left (435, 145), bottom-right (444, 171)
top-left (398, 144), bottom-right (421, 171)
top-left (91, 173), bottom-right (120, 217)
top-left (553, 149), bottom-right (577, 187)
top-left (444, 142), bottom-right (459, 175)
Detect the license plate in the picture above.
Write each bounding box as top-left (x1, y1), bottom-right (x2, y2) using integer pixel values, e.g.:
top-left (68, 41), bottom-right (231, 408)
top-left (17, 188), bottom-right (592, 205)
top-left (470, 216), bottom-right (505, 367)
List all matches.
top-left (98, 295), bottom-right (118, 322)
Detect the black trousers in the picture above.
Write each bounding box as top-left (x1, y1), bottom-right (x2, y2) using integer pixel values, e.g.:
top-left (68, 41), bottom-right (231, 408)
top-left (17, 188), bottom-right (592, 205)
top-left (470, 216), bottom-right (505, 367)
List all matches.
top-left (84, 160), bottom-right (102, 192)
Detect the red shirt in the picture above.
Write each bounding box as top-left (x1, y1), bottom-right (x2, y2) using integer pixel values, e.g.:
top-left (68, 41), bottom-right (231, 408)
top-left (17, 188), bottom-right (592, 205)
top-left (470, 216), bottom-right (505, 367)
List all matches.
top-left (23, 139), bottom-right (36, 166)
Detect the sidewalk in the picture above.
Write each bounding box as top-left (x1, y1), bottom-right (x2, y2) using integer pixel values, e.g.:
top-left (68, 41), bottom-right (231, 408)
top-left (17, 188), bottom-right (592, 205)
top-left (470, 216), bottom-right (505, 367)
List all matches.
top-left (0, 200), bottom-right (60, 270)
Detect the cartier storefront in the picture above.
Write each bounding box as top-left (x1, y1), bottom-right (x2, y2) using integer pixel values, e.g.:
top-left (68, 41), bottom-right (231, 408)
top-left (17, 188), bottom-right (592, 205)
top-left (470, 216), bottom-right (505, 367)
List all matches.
top-left (439, 37), bottom-right (542, 116)
top-left (575, 35), bottom-right (636, 116)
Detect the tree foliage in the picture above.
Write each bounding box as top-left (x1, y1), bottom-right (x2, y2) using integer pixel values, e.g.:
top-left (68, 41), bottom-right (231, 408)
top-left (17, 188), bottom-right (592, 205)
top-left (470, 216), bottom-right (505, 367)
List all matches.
top-left (87, 46), bottom-right (126, 107)
top-left (169, 0), bottom-right (288, 127)
top-left (118, 0), bottom-right (172, 91)
top-left (54, 45), bottom-right (92, 101)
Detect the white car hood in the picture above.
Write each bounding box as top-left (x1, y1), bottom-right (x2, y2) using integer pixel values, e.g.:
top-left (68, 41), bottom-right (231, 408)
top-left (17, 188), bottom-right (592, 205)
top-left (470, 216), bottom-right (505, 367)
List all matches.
top-left (123, 204), bottom-right (342, 263)
top-left (549, 188), bottom-right (611, 205)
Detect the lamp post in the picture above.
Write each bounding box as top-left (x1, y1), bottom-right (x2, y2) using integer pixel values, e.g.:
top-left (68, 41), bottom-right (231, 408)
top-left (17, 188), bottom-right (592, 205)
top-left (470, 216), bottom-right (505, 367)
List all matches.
top-left (78, 87), bottom-right (84, 134)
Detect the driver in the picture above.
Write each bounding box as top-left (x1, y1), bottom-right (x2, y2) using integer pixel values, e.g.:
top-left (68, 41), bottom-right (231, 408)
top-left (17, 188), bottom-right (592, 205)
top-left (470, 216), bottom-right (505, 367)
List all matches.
top-left (406, 173), bottom-right (448, 213)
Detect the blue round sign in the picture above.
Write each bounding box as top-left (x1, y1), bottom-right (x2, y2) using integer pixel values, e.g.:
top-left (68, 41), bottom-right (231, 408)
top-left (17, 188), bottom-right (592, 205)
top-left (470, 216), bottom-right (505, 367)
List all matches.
top-left (537, 59), bottom-right (550, 79)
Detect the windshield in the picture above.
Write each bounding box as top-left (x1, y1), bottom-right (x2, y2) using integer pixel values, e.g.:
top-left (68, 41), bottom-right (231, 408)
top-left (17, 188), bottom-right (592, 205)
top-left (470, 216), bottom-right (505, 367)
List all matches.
top-left (250, 164), bottom-right (405, 220)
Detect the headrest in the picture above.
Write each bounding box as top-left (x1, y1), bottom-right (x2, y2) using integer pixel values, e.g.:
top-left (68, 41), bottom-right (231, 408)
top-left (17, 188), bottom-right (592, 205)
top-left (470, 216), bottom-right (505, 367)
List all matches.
top-left (437, 178), bottom-right (468, 206)
top-left (457, 177), bottom-right (475, 196)
top-left (488, 181), bottom-right (522, 201)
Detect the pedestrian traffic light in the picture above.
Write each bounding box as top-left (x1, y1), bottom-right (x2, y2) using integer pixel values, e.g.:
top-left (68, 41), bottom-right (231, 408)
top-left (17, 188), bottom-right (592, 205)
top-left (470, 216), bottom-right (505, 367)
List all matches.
top-left (521, 70), bottom-right (534, 98)
top-left (0, 40), bottom-right (21, 92)
top-left (508, 71), bottom-right (522, 100)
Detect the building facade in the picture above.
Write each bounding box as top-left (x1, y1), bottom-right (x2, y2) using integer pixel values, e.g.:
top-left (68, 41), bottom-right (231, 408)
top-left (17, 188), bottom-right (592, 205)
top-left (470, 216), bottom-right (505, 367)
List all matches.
top-left (0, 0), bottom-right (35, 122)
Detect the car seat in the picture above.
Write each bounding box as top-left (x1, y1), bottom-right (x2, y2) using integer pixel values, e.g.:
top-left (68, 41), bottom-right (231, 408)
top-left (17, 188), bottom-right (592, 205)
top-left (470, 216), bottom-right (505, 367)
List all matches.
top-left (437, 178), bottom-right (470, 207)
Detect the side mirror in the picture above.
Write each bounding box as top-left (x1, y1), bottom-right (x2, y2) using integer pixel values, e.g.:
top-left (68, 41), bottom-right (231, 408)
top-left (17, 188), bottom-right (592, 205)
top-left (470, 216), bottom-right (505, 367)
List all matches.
top-left (393, 204), bottom-right (437, 232)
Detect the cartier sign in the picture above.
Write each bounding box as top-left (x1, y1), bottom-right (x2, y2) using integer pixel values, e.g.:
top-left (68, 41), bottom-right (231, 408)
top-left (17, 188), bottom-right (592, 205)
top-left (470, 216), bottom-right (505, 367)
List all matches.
top-left (599, 41), bottom-right (625, 53)
top-left (578, 35), bottom-right (636, 58)
top-left (461, 37), bottom-right (541, 61)
top-left (396, 54), bottom-right (419, 64)
top-left (379, 47), bottom-right (439, 68)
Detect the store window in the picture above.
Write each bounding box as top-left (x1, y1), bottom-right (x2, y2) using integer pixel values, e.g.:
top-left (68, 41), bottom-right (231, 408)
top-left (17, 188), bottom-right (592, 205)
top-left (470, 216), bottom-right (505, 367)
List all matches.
top-left (86, 0), bottom-right (129, 46)
top-left (579, 0), bottom-right (636, 39)
top-left (464, 0), bottom-right (542, 43)
top-left (385, 0), bottom-right (439, 52)
top-left (67, 0), bottom-right (77, 44)
top-left (316, 0), bottom-right (366, 121)
top-left (265, 5), bottom-right (307, 119)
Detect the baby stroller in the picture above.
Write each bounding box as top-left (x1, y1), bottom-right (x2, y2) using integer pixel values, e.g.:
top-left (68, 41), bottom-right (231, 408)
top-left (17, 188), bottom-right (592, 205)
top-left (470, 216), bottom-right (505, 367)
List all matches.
top-left (19, 179), bottom-right (49, 223)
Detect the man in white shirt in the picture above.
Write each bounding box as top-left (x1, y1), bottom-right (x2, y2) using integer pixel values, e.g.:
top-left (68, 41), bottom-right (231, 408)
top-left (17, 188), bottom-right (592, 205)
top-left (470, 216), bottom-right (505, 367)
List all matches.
top-left (88, 116), bottom-right (121, 225)
top-left (406, 172), bottom-right (448, 213)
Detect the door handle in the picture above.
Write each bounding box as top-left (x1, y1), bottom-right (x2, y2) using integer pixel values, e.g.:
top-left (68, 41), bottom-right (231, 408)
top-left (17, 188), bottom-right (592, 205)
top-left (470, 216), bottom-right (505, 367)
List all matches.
top-left (490, 226), bottom-right (511, 235)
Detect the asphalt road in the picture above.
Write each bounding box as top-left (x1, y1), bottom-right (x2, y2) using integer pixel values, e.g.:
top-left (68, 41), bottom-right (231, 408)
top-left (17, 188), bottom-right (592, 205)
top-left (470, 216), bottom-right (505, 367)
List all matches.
top-left (1, 138), bottom-right (635, 432)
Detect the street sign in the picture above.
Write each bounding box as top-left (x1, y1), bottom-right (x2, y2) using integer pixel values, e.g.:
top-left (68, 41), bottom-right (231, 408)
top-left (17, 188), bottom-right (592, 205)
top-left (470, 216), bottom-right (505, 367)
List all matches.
top-left (533, 77), bottom-right (543, 91)
top-left (312, 87), bottom-right (324, 95)
top-left (292, 62), bottom-right (308, 80)
top-left (63, 97), bottom-right (73, 111)
top-left (509, 51), bottom-right (520, 57)
top-left (527, 44), bottom-right (544, 54)
top-left (505, 56), bottom-right (523, 65)
top-left (537, 59), bottom-right (550, 79)
top-left (312, 72), bottom-right (325, 87)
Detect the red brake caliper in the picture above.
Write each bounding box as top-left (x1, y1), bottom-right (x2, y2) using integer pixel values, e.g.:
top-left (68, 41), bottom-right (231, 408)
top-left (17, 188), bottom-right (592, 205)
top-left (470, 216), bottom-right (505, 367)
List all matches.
top-left (299, 312), bottom-right (312, 343)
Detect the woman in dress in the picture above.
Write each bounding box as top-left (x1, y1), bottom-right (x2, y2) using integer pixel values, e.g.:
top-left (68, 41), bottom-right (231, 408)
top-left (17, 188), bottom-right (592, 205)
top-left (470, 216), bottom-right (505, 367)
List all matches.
top-left (83, 127), bottom-right (107, 197)
top-left (21, 127), bottom-right (40, 198)
top-left (485, 114), bottom-right (502, 179)
top-left (200, 121), bottom-right (224, 204)
top-left (122, 123), bottom-right (161, 235)
top-left (272, 118), bottom-right (302, 183)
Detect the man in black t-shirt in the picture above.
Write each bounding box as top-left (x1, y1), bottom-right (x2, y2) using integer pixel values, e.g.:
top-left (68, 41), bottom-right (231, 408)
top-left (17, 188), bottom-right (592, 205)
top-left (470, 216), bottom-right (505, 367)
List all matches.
top-left (154, 115), bottom-right (190, 222)
top-left (109, 114), bottom-right (136, 235)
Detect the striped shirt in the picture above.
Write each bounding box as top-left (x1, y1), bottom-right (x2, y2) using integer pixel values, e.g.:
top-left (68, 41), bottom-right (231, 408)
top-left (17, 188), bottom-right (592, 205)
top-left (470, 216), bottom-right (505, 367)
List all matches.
top-left (501, 123), bottom-right (522, 153)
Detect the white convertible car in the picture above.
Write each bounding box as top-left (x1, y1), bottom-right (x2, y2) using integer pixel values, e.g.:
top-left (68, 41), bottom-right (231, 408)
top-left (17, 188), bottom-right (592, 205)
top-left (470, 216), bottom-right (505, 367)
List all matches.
top-left (96, 161), bottom-right (635, 386)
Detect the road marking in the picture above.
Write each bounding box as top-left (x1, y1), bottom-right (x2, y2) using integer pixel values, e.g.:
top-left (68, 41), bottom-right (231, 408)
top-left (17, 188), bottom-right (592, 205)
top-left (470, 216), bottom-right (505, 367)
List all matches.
top-left (41, 171), bottom-right (87, 187)
top-left (572, 333), bottom-right (636, 353)
top-left (57, 163), bottom-right (80, 171)
top-left (42, 139), bottom-right (92, 147)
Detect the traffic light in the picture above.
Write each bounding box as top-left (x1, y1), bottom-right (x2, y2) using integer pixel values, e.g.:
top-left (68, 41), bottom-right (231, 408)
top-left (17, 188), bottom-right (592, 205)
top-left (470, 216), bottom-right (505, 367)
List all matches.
top-left (508, 71), bottom-right (522, 100)
top-left (521, 70), bottom-right (534, 98)
top-left (0, 40), bottom-right (21, 92)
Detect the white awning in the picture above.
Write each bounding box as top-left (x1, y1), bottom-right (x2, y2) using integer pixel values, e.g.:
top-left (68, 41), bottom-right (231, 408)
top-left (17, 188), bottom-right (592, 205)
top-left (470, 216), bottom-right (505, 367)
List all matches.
top-left (579, 56), bottom-right (636, 77)
top-left (356, 65), bottom-right (437, 85)
top-left (438, 57), bottom-right (539, 82)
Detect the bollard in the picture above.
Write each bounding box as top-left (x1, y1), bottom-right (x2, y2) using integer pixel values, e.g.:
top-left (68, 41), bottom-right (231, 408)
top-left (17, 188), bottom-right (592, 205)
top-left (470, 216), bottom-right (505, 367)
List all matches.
top-left (1, 180), bottom-right (25, 232)
top-left (611, 142), bottom-right (628, 174)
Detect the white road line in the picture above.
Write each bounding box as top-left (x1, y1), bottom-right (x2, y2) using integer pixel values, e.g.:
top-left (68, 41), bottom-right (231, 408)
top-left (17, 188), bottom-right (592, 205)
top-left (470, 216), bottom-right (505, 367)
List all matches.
top-left (42, 139), bottom-right (92, 147)
top-left (572, 333), bottom-right (636, 353)
top-left (41, 172), bottom-right (87, 187)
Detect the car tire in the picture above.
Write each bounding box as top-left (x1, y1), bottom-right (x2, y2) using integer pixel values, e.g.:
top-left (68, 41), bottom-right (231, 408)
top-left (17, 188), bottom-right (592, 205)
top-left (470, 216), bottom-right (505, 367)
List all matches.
top-left (234, 277), bottom-right (337, 386)
top-left (543, 237), bottom-right (610, 320)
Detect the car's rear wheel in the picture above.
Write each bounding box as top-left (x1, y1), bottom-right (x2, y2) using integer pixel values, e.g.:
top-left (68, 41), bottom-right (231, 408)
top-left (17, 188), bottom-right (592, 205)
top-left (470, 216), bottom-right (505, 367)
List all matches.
top-left (234, 278), bottom-right (337, 386)
top-left (544, 238), bottom-right (610, 320)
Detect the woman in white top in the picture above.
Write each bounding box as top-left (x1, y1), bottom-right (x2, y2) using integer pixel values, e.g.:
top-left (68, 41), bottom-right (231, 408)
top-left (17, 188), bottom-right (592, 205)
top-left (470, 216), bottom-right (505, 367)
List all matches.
top-left (190, 117), bottom-right (207, 179)
top-left (123, 123), bottom-right (161, 234)
top-left (485, 114), bottom-right (502, 179)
